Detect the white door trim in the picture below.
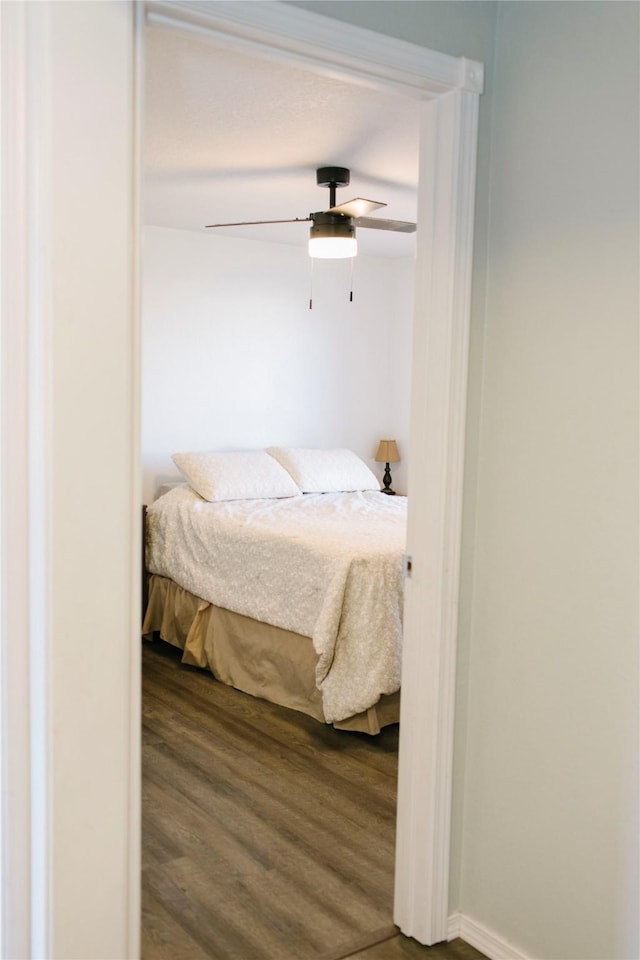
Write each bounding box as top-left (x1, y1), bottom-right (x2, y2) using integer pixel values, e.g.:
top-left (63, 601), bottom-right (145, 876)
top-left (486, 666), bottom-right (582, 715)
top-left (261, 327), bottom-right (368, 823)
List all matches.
top-left (1, 3), bottom-right (54, 955)
top-left (146, 0), bottom-right (483, 98)
top-left (1, 3), bottom-right (139, 956)
top-left (143, 1), bottom-right (481, 945)
top-left (395, 86), bottom-right (479, 943)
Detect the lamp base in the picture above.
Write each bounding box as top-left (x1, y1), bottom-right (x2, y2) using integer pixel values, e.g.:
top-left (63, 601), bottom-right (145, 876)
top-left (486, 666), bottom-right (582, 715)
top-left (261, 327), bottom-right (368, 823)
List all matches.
top-left (381, 462), bottom-right (396, 495)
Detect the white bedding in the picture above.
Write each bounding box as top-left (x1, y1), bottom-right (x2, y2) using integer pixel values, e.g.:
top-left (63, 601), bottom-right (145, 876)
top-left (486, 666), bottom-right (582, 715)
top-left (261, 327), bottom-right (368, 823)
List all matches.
top-left (146, 485), bottom-right (407, 722)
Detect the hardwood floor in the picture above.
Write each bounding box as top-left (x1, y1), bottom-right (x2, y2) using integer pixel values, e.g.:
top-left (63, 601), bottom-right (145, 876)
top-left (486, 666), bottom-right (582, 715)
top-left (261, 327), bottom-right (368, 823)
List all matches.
top-left (141, 640), bottom-right (485, 960)
top-left (335, 937), bottom-right (486, 960)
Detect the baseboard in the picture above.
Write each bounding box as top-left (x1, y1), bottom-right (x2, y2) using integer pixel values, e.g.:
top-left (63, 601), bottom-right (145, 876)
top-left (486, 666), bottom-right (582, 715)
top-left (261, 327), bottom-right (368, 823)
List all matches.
top-left (448, 912), bottom-right (529, 960)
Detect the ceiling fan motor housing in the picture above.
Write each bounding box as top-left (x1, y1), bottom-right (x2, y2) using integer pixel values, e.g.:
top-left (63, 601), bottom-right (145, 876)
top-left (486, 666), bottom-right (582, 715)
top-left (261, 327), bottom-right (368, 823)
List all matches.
top-left (309, 211), bottom-right (356, 240)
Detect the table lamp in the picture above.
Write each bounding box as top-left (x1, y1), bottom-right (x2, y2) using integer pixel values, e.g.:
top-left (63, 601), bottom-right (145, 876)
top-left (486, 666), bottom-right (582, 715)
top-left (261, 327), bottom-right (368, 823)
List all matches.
top-left (375, 440), bottom-right (400, 495)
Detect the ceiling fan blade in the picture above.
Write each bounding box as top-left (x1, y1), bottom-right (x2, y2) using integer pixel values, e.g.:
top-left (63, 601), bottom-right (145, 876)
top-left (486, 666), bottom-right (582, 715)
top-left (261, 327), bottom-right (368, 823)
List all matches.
top-left (328, 198), bottom-right (387, 218)
top-left (205, 217), bottom-right (311, 228)
top-left (354, 216), bottom-right (417, 234)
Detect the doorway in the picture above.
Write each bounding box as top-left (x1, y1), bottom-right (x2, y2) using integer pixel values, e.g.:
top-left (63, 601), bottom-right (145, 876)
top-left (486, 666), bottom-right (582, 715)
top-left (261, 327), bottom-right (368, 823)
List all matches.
top-left (140, 1), bottom-right (482, 946)
top-left (141, 18), bottom-right (417, 954)
top-left (0, 2), bottom-right (481, 954)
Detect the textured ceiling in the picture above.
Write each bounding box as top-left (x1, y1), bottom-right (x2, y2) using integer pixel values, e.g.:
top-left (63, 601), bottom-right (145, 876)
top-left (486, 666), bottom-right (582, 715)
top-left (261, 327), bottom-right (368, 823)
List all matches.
top-left (143, 23), bottom-right (420, 257)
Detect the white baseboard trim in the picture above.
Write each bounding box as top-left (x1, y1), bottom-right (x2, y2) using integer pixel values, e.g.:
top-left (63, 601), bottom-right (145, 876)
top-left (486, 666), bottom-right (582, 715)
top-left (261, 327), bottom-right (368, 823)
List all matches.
top-left (448, 912), bottom-right (530, 960)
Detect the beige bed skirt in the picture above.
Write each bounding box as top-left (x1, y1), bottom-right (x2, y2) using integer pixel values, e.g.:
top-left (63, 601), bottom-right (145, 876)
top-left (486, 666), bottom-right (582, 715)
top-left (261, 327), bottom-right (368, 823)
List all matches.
top-left (142, 574), bottom-right (399, 734)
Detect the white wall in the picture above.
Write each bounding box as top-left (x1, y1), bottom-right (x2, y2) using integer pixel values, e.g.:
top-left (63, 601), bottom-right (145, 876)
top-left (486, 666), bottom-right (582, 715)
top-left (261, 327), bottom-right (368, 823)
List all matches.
top-left (142, 226), bottom-right (413, 502)
top-left (460, 3), bottom-right (639, 958)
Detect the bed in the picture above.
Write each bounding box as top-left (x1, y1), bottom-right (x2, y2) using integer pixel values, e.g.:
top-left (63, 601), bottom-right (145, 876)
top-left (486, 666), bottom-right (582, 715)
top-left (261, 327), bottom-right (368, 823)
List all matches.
top-left (142, 448), bottom-right (407, 733)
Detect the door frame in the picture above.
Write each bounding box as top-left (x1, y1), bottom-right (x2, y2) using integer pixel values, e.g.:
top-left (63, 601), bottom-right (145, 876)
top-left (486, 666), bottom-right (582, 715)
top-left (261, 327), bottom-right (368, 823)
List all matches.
top-left (0, 0), bottom-right (481, 953)
top-left (144, 1), bottom-right (482, 943)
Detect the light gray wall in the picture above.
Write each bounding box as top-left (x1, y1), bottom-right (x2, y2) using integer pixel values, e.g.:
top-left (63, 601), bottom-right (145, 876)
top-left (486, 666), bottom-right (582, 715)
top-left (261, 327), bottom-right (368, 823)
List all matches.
top-left (293, 3), bottom-right (639, 958)
top-left (290, 0), bottom-right (497, 62)
top-left (461, 3), bottom-right (639, 958)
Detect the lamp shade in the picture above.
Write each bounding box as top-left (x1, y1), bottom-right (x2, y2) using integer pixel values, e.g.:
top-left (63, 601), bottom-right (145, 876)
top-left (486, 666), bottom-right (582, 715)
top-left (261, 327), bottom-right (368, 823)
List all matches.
top-left (375, 440), bottom-right (400, 463)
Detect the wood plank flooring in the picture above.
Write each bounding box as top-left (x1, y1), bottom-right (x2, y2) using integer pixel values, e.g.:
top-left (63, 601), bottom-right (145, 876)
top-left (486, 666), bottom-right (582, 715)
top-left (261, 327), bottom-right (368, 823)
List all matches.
top-left (142, 640), bottom-right (485, 960)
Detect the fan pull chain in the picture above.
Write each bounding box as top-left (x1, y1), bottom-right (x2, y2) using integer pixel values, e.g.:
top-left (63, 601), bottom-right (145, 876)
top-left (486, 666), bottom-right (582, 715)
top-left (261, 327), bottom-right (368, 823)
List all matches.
top-left (308, 256), bottom-right (356, 309)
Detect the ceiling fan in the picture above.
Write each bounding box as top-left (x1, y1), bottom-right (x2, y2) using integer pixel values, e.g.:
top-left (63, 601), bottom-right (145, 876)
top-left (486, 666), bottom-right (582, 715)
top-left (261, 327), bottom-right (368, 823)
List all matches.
top-left (205, 166), bottom-right (416, 259)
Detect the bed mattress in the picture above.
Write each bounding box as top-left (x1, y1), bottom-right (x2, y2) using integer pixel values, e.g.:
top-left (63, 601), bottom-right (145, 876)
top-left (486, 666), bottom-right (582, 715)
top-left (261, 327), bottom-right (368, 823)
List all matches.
top-left (145, 485), bottom-right (407, 723)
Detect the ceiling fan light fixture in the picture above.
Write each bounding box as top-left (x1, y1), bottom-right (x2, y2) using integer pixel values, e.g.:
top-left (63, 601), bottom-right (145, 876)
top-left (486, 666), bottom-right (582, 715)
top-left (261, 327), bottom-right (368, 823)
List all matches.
top-left (308, 212), bottom-right (357, 259)
top-left (309, 236), bottom-right (358, 259)
top-left (205, 167), bottom-right (416, 261)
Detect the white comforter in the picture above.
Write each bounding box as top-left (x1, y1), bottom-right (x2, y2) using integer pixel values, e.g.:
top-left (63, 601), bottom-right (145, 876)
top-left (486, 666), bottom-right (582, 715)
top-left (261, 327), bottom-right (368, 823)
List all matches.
top-left (146, 485), bottom-right (407, 722)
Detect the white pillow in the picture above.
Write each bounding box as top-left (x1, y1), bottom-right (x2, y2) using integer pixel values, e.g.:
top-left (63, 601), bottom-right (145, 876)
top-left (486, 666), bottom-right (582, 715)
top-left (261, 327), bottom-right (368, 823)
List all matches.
top-left (266, 447), bottom-right (380, 494)
top-left (172, 450), bottom-right (302, 502)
